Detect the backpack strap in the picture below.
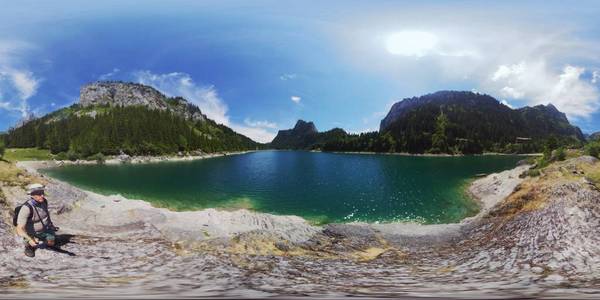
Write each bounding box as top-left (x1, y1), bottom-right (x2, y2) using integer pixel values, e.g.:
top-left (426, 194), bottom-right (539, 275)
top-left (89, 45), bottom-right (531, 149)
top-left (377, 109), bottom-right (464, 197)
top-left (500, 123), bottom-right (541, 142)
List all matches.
top-left (23, 202), bottom-right (34, 222)
top-left (41, 199), bottom-right (54, 229)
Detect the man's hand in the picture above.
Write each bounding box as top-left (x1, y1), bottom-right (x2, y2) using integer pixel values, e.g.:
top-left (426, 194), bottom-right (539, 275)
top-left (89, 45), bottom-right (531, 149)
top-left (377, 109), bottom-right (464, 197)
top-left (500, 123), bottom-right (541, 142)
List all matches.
top-left (27, 238), bottom-right (39, 247)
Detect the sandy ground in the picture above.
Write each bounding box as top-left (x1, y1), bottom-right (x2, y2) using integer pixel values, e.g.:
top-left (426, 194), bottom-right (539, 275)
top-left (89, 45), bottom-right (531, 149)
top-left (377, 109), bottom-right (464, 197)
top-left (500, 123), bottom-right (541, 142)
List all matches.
top-left (0, 156), bottom-right (598, 298)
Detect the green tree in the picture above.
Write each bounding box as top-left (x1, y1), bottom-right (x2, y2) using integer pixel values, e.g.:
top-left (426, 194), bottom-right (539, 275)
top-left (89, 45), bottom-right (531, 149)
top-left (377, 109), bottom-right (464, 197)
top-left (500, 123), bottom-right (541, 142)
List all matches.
top-left (585, 140), bottom-right (600, 158)
top-left (430, 111), bottom-right (449, 154)
top-left (0, 140), bottom-right (5, 159)
top-left (178, 135), bottom-right (188, 151)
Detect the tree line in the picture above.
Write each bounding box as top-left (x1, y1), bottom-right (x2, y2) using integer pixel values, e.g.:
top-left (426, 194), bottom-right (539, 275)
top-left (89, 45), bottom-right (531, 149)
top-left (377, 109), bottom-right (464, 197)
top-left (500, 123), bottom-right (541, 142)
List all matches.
top-left (298, 107), bottom-right (583, 155)
top-left (3, 105), bottom-right (260, 158)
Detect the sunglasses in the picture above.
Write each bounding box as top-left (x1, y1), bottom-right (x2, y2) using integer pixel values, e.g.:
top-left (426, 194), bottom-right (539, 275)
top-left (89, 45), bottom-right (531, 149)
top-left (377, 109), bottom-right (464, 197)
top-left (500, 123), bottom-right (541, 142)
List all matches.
top-left (31, 191), bottom-right (45, 196)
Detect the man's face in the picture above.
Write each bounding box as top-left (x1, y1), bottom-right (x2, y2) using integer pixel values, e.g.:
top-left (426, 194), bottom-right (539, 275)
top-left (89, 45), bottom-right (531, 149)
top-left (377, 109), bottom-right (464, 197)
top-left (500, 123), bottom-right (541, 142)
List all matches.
top-left (31, 192), bottom-right (45, 202)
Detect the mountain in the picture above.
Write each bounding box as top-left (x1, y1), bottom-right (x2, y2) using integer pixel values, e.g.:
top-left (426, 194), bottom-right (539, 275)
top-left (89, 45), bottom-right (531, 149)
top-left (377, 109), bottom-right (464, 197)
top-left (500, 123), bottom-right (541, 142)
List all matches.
top-left (380, 91), bottom-right (584, 153)
top-left (270, 120), bottom-right (319, 149)
top-left (590, 132), bottom-right (600, 141)
top-left (272, 91), bottom-right (585, 154)
top-left (4, 81), bottom-right (260, 157)
top-left (269, 120), bottom-right (356, 150)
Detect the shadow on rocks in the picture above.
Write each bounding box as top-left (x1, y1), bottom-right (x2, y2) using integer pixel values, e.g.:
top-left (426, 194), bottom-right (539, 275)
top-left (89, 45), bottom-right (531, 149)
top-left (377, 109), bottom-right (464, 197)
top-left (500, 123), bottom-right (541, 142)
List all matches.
top-left (45, 234), bottom-right (77, 256)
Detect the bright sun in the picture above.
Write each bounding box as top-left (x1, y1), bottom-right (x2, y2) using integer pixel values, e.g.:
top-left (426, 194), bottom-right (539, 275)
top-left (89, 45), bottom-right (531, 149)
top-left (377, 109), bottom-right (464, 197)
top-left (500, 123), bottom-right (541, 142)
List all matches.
top-left (385, 31), bottom-right (438, 57)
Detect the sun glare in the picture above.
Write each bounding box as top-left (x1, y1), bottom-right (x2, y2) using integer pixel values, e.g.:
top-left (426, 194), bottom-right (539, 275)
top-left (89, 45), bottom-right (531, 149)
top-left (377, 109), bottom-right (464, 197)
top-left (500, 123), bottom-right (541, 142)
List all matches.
top-left (385, 30), bottom-right (438, 57)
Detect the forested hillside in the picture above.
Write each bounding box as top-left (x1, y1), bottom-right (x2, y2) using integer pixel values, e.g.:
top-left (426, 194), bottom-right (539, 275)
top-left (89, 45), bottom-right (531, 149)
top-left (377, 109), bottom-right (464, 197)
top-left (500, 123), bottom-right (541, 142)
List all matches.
top-left (3, 82), bottom-right (260, 158)
top-left (270, 91), bottom-right (585, 154)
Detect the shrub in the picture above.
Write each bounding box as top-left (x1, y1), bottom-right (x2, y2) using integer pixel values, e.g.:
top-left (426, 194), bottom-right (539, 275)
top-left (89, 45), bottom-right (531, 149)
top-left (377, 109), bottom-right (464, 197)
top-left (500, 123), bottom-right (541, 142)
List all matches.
top-left (66, 150), bottom-right (80, 161)
top-left (520, 169), bottom-right (541, 178)
top-left (87, 153), bottom-right (106, 164)
top-left (54, 152), bottom-right (68, 161)
top-left (585, 141), bottom-right (600, 158)
top-left (0, 140), bottom-right (5, 159)
top-left (554, 147), bottom-right (566, 161)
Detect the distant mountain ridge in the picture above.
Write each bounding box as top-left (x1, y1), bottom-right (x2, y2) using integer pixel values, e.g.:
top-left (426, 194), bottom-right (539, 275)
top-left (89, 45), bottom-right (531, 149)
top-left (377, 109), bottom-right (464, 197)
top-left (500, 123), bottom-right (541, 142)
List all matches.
top-left (270, 120), bottom-right (318, 149)
top-left (381, 91), bottom-right (584, 145)
top-left (271, 90), bottom-right (585, 154)
top-left (270, 120), bottom-right (348, 150)
top-left (3, 86), bottom-right (589, 156)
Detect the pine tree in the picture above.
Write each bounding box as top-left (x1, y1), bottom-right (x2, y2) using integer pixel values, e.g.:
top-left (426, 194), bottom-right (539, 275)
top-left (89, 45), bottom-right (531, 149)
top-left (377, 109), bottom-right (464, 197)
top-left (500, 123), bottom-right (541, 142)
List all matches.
top-left (430, 110), bottom-right (449, 153)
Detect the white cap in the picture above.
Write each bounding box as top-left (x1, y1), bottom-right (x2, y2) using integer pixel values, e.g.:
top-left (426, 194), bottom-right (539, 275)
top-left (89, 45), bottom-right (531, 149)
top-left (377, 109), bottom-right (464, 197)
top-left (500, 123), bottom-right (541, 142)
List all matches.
top-left (26, 183), bottom-right (45, 195)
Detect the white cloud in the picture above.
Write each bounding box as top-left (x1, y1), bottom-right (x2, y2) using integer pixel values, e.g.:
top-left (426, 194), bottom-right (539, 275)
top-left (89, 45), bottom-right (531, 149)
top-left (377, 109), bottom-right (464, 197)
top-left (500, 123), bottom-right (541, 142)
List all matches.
top-left (500, 100), bottom-right (513, 109)
top-left (134, 70), bottom-right (276, 143)
top-left (349, 127), bottom-right (377, 134)
top-left (384, 30), bottom-right (479, 59)
top-left (500, 86), bottom-right (524, 99)
top-left (244, 118), bottom-right (278, 129)
top-left (0, 68), bottom-right (39, 118)
top-left (593, 71), bottom-right (599, 84)
top-left (134, 70), bottom-right (229, 125)
top-left (280, 73), bottom-right (297, 81)
top-left (291, 95), bottom-right (301, 103)
top-left (99, 68), bottom-right (120, 80)
top-left (229, 123), bottom-right (276, 143)
top-left (10, 69), bottom-right (38, 100)
top-left (492, 63), bottom-right (526, 81)
top-left (488, 61), bottom-right (599, 119)
top-left (0, 41), bottom-right (40, 119)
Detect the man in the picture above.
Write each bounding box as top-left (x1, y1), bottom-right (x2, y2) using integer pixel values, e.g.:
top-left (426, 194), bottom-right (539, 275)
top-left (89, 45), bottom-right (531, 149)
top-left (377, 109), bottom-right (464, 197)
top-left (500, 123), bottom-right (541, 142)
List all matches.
top-left (16, 183), bottom-right (58, 257)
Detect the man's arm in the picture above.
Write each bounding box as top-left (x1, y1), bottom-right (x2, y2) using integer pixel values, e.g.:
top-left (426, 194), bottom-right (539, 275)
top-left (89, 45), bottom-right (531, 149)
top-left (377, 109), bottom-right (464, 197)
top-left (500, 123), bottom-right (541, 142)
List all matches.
top-left (16, 206), bottom-right (38, 246)
top-left (16, 225), bottom-right (38, 246)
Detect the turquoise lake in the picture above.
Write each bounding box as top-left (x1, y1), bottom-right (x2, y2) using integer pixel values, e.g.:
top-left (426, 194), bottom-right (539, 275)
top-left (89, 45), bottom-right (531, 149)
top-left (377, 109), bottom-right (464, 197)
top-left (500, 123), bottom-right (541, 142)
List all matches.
top-left (42, 151), bottom-right (525, 224)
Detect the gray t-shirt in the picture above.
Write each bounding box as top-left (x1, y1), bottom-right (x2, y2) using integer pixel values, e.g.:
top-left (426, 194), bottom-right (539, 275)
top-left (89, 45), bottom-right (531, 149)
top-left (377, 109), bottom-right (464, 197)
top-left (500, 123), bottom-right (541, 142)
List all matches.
top-left (17, 200), bottom-right (51, 233)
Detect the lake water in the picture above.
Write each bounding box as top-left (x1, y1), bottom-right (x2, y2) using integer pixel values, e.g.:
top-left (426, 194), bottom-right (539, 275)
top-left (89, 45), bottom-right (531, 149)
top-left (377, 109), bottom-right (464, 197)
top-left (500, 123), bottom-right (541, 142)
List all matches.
top-left (43, 151), bottom-right (524, 224)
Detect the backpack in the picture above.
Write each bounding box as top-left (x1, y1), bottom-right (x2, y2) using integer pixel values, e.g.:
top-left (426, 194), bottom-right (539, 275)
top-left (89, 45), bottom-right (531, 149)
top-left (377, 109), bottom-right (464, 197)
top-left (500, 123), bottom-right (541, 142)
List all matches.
top-left (12, 202), bottom-right (33, 227)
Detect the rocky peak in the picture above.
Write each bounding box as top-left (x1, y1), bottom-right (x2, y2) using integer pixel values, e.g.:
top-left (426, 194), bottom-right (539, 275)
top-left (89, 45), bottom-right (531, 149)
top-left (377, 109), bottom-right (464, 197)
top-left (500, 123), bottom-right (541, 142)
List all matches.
top-left (166, 97), bottom-right (206, 122)
top-left (293, 120), bottom-right (318, 134)
top-left (270, 120), bottom-right (319, 149)
top-left (518, 103), bottom-right (569, 123)
top-left (80, 81), bottom-right (168, 110)
top-left (79, 81), bottom-right (205, 122)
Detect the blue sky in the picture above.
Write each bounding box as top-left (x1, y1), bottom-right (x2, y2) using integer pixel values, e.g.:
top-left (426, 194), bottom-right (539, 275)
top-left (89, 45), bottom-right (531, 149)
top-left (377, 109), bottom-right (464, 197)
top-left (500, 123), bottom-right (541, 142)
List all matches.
top-left (1, 0), bottom-right (600, 142)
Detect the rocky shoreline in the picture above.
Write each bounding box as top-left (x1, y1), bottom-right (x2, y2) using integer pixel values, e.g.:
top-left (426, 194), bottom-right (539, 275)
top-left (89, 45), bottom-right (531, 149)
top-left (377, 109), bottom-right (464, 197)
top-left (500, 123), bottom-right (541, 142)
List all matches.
top-left (1, 156), bottom-right (599, 298)
top-left (40, 150), bottom-right (255, 167)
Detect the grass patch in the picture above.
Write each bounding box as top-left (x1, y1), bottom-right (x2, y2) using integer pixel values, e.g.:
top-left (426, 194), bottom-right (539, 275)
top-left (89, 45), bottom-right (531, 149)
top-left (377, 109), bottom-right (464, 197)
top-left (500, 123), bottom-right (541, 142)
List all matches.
top-left (4, 148), bottom-right (52, 162)
top-left (0, 161), bottom-right (23, 183)
top-left (581, 162), bottom-right (600, 189)
top-left (0, 160), bottom-right (42, 188)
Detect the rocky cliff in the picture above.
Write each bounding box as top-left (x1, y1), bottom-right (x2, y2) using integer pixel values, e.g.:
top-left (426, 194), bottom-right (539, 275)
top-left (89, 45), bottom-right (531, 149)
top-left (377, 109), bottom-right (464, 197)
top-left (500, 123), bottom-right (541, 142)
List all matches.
top-left (80, 81), bottom-right (167, 110)
top-left (270, 120), bottom-right (319, 149)
top-left (80, 81), bottom-right (205, 122)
